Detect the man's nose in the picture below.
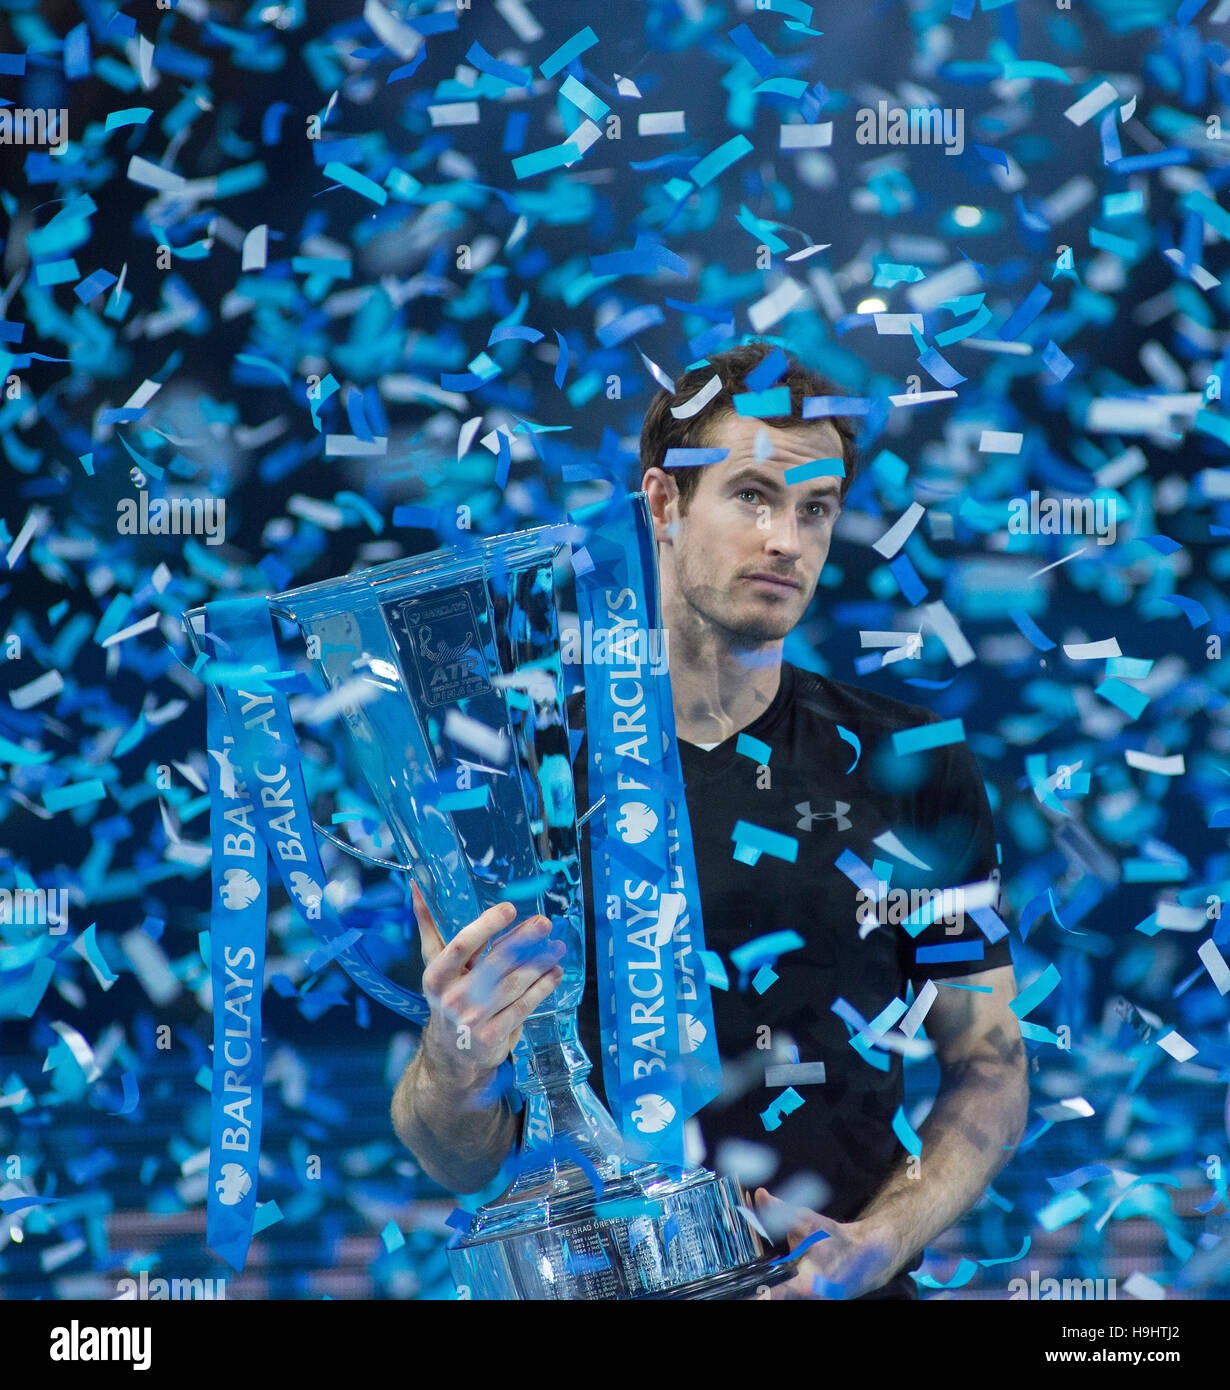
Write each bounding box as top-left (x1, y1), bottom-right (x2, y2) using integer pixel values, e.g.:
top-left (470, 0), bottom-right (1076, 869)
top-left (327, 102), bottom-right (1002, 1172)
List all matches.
top-left (764, 506), bottom-right (802, 557)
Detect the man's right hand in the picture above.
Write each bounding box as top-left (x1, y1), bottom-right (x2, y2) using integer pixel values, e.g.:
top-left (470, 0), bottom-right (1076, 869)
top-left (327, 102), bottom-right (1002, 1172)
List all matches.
top-left (412, 881), bottom-right (565, 1085)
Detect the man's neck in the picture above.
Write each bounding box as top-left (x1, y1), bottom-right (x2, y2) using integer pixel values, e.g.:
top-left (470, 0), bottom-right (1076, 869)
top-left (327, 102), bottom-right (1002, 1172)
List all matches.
top-left (667, 612), bottom-right (784, 746)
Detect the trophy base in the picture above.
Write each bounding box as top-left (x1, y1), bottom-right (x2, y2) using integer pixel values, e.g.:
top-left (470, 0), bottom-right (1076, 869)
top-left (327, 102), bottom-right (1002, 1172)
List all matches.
top-left (447, 1168), bottom-right (790, 1301)
top-left (631, 1254), bottom-right (794, 1301)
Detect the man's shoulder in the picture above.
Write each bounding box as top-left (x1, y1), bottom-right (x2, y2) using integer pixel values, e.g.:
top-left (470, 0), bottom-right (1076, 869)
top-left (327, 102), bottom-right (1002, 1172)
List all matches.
top-left (786, 662), bottom-right (945, 737)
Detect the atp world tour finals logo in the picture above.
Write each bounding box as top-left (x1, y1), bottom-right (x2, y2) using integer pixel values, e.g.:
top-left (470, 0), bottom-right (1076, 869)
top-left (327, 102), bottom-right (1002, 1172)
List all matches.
top-left (387, 592), bottom-right (487, 708)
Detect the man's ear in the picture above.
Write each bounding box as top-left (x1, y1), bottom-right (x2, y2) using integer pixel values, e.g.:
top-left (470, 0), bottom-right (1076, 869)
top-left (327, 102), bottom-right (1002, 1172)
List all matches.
top-left (642, 468), bottom-right (679, 543)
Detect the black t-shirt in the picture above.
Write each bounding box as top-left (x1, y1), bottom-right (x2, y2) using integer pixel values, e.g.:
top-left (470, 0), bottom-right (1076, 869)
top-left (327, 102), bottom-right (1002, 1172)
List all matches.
top-left (567, 661), bottom-right (1014, 1298)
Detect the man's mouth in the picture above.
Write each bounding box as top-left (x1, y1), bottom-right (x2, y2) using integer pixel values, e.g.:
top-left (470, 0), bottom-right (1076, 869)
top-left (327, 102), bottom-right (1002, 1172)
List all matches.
top-left (743, 572), bottom-right (801, 591)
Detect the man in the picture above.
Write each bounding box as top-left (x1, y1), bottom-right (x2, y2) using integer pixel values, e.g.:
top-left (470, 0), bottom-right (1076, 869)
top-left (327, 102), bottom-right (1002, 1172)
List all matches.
top-left (392, 340), bottom-right (1029, 1299)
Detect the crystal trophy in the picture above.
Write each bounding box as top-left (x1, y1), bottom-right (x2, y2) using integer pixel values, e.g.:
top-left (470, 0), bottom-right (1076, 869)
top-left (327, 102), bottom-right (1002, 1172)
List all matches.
top-left (185, 498), bottom-right (792, 1299)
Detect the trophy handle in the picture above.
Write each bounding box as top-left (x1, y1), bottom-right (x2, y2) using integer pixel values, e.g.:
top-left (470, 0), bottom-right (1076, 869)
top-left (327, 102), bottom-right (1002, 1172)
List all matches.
top-left (310, 819), bottom-right (418, 873)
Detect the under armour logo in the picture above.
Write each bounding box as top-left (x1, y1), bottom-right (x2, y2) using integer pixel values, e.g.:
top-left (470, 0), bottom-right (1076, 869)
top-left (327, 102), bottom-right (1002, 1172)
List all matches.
top-left (796, 800), bottom-right (852, 832)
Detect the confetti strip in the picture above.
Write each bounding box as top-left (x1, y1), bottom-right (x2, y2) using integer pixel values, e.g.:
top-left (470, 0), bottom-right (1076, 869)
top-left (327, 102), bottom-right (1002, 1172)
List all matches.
top-left (892, 718), bottom-right (966, 755)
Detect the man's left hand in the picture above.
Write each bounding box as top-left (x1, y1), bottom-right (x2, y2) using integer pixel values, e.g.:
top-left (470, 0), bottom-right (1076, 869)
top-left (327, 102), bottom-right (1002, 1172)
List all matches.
top-left (752, 1188), bottom-right (903, 1300)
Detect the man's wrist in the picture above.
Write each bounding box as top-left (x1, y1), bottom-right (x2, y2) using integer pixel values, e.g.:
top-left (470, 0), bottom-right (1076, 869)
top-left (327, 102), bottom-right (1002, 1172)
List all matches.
top-left (417, 1019), bottom-right (503, 1098)
top-left (850, 1214), bottom-right (911, 1284)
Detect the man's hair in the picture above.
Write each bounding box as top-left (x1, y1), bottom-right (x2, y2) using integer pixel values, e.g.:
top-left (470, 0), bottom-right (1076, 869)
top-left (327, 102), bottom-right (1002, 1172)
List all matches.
top-left (639, 339), bottom-right (860, 512)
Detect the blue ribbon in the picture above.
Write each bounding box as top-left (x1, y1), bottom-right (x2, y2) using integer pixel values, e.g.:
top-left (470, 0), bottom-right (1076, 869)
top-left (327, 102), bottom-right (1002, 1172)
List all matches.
top-left (203, 598), bottom-right (430, 1027)
top-left (572, 493), bottom-right (721, 1169)
top-left (205, 648), bottom-right (266, 1273)
top-left (203, 596), bottom-right (433, 1265)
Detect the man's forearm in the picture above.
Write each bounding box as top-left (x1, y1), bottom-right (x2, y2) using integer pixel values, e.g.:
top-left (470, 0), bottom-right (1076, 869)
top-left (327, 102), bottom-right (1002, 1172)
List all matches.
top-left (391, 1045), bottom-right (517, 1194)
top-left (856, 1059), bottom-right (1029, 1280)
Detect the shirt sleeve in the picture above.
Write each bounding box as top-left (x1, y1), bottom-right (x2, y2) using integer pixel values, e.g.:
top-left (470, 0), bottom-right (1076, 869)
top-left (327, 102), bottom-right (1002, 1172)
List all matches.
top-left (891, 730), bottom-right (1015, 985)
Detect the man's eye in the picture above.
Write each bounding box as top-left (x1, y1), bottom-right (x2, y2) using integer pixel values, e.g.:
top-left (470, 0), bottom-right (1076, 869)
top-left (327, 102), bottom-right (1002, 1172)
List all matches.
top-left (736, 488), bottom-right (761, 504)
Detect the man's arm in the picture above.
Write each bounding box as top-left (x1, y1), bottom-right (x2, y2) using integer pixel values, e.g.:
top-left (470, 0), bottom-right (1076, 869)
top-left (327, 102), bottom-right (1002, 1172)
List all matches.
top-left (391, 885), bottom-right (563, 1194)
top-left (854, 964), bottom-right (1029, 1271)
top-left (391, 1025), bottom-right (519, 1195)
top-left (756, 964), bottom-right (1029, 1298)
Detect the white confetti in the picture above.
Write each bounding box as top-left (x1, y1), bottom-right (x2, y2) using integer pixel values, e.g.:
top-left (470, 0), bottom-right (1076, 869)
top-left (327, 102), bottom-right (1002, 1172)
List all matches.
top-left (654, 892), bottom-right (685, 947)
top-left (6, 507), bottom-right (50, 569)
top-left (1094, 446), bottom-right (1147, 489)
top-left (1086, 393), bottom-right (1202, 433)
top-left (736, 1203), bottom-right (772, 1242)
top-left (889, 389), bottom-right (958, 407)
top-left (1121, 1271), bottom-right (1166, 1300)
top-left (444, 709), bottom-right (511, 765)
top-left (764, 1062), bottom-right (826, 1086)
top-left (122, 378), bottom-right (162, 411)
top-left (127, 155), bottom-right (188, 192)
top-left (565, 120), bottom-right (602, 160)
top-left (1162, 248), bottom-right (1221, 289)
top-left (457, 415), bottom-right (483, 460)
top-left (962, 338), bottom-right (1032, 355)
top-left (1155, 902), bottom-right (1207, 931)
top-left (242, 224), bottom-right (268, 272)
top-left (10, 670), bottom-right (64, 710)
top-left (979, 430), bottom-right (1023, 453)
top-left (363, 0), bottom-right (423, 58)
top-left (899, 980), bottom-right (938, 1038)
top-left (324, 435), bottom-right (387, 457)
top-left (100, 613), bottom-right (161, 648)
top-left (1062, 637), bottom-right (1123, 660)
top-left (49, 1019), bottom-right (102, 1082)
top-left (287, 495), bottom-right (344, 528)
top-left (872, 830), bottom-right (932, 871)
top-left (289, 676), bottom-right (382, 727)
top-left (747, 277), bottom-right (806, 333)
top-left (496, 0), bottom-right (543, 42)
top-left (1063, 81), bottom-right (1119, 126)
top-left (872, 502), bottom-right (926, 558)
top-left (428, 102), bottom-right (480, 127)
top-left (638, 112), bottom-right (686, 136)
top-left (637, 348), bottom-right (675, 394)
top-left (1156, 1029), bottom-right (1197, 1062)
top-left (1198, 939), bottom-right (1230, 995)
top-left (1124, 750), bottom-right (1185, 776)
top-left (780, 122), bottom-right (832, 148)
top-left (670, 373), bottom-right (722, 419)
top-left (923, 600), bottom-right (976, 667)
top-left (873, 313), bottom-right (924, 335)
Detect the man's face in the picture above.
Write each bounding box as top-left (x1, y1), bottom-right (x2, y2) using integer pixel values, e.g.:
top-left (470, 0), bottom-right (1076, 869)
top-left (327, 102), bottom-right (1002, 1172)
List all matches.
top-left (651, 414), bottom-right (844, 645)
